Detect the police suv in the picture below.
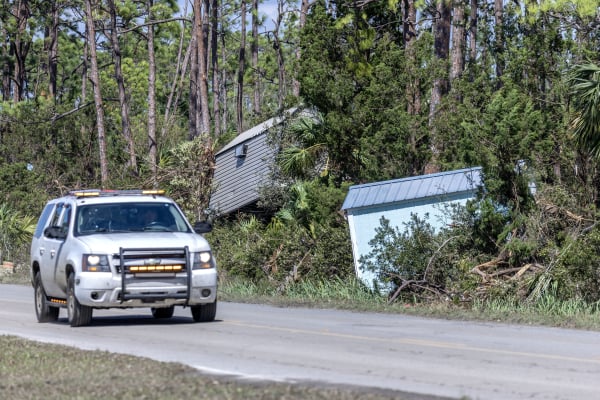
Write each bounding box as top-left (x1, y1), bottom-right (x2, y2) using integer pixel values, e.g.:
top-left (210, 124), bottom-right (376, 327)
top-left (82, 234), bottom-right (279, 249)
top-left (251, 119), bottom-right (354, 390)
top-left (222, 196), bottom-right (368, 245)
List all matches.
top-left (30, 189), bottom-right (217, 327)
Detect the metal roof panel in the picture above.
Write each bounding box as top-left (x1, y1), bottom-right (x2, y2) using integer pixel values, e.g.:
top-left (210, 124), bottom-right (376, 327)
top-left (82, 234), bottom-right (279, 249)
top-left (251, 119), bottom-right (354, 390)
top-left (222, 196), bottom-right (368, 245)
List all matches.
top-left (216, 108), bottom-right (300, 156)
top-left (341, 167), bottom-right (483, 211)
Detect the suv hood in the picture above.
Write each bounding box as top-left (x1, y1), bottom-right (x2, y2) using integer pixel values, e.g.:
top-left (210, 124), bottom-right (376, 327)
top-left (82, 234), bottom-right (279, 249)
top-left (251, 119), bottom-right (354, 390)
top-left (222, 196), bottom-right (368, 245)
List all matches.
top-left (76, 232), bottom-right (211, 254)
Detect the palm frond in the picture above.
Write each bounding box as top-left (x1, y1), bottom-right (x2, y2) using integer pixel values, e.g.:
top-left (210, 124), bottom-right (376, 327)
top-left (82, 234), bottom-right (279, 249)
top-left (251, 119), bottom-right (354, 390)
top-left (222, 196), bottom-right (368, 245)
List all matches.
top-left (568, 63), bottom-right (600, 157)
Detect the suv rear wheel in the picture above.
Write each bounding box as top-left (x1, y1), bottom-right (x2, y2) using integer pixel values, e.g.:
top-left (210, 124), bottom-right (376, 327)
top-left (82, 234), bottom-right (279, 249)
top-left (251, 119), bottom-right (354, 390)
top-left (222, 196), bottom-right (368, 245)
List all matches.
top-left (191, 300), bottom-right (217, 322)
top-left (34, 271), bottom-right (59, 322)
top-left (67, 273), bottom-right (93, 327)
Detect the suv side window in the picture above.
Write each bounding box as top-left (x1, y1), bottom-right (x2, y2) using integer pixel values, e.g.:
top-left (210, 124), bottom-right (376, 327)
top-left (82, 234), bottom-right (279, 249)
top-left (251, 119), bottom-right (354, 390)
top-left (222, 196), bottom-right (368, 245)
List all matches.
top-left (60, 204), bottom-right (72, 231)
top-left (33, 203), bottom-right (56, 238)
top-left (49, 203), bottom-right (65, 228)
top-left (44, 203), bottom-right (70, 239)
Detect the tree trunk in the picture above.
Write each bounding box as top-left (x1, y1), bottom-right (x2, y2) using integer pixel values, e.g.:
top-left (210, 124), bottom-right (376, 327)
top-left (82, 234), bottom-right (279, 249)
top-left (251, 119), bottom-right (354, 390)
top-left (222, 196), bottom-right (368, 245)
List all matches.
top-left (274, 0), bottom-right (286, 110)
top-left (403, 0), bottom-right (420, 115)
top-left (468, 0), bottom-right (477, 65)
top-left (494, 0), bottom-right (503, 84)
top-left (199, 0), bottom-right (210, 135)
top-left (450, 0), bottom-right (465, 84)
top-left (81, 21), bottom-right (93, 179)
top-left (46, 0), bottom-right (59, 100)
top-left (12, 0), bottom-right (31, 102)
top-left (84, 0), bottom-right (109, 185)
top-left (251, 0), bottom-right (260, 115)
top-left (292, 0), bottom-right (310, 98)
top-left (221, 30), bottom-right (228, 133)
top-left (162, 0), bottom-right (190, 140)
top-left (1, 21), bottom-right (10, 101)
top-left (236, 0), bottom-right (246, 134)
top-left (210, 0), bottom-right (221, 136)
top-left (107, 0), bottom-right (138, 173)
top-left (427, 0), bottom-right (451, 173)
top-left (191, 0), bottom-right (210, 138)
top-left (403, 0), bottom-right (421, 176)
top-left (81, 26), bottom-right (88, 105)
top-left (147, 0), bottom-right (157, 184)
top-left (189, 29), bottom-right (199, 139)
top-left (429, 0), bottom-right (451, 122)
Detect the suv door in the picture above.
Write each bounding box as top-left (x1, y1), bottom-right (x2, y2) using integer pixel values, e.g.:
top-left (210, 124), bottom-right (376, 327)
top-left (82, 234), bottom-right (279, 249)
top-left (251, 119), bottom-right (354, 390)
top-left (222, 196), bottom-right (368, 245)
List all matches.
top-left (38, 203), bottom-right (70, 298)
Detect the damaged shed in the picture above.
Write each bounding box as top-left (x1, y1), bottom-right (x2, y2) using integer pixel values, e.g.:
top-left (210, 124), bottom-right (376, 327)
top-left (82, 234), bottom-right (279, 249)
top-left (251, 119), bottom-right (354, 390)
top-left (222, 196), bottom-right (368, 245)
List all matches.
top-left (209, 109), bottom-right (301, 216)
top-left (341, 167), bottom-right (483, 287)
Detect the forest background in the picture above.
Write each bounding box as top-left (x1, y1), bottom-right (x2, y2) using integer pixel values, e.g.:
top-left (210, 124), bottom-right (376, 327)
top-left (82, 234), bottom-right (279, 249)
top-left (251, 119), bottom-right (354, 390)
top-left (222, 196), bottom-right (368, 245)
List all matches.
top-left (1, 0), bottom-right (600, 307)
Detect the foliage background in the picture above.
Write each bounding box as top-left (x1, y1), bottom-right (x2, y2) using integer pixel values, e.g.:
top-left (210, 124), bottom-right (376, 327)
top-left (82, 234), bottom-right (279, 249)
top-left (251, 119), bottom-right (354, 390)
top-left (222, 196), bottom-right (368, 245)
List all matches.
top-left (1, 0), bottom-right (599, 307)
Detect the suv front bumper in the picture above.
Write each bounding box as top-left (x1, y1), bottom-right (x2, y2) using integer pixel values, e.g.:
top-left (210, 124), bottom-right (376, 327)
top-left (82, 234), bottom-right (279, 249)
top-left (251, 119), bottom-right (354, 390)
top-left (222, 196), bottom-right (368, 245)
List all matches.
top-left (74, 269), bottom-right (217, 308)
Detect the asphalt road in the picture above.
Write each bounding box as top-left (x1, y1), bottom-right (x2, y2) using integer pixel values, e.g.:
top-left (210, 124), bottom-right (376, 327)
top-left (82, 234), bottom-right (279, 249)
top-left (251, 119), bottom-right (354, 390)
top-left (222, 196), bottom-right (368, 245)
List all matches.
top-left (1, 283), bottom-right (599, 400)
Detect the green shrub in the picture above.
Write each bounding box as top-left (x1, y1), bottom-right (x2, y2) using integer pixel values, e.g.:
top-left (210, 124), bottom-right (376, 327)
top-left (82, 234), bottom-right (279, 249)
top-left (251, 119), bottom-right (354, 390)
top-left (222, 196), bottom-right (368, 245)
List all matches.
top-left (550, 228), bottom-right (600, 302)
top-left (359, 214), bottom-right (449, 298)
top-left (209, 179), bottom-right (354, 288)
top-left (0, 204), bottom-right (36, 263)
top-left (0, 160), bottom-right (48, 215)
top-left (210, 214), bottom-right (353, 287)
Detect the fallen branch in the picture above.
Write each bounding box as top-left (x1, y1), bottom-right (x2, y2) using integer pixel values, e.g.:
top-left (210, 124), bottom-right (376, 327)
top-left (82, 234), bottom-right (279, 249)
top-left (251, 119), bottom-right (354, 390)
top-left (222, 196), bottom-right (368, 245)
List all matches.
top-left (471, 261), bottom-right (544, 282)
top-left (487, 267), bottom-right (527, 278)
top-left (473, 257), bottom-right (509, 270)
top-left (386, 274), bottom-right (448, 304)
top-left (511, 263), bottom-right (544, 279)
top-left (470, 257), bottom-right (509, 282)
top-left (538, 199), bottom-right (593, 224)
top-left (423, 235), bottom-right (458, 281)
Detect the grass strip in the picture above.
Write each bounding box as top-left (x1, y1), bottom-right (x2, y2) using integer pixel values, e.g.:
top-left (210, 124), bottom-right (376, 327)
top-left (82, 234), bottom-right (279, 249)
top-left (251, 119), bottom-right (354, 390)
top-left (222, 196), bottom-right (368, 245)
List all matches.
top-left (0, 336), bottom-right (453, 400)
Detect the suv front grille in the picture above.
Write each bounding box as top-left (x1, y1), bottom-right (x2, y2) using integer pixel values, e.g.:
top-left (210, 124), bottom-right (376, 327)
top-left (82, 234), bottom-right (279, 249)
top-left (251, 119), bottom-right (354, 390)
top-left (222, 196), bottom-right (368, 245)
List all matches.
top-left (113, 249), bottom-right (188, 273)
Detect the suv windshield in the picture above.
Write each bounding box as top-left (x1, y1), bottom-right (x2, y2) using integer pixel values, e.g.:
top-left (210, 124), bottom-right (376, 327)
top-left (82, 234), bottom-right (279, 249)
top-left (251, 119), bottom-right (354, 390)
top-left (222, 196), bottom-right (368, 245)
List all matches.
top-left (75, 202), bottom-right (191, 235)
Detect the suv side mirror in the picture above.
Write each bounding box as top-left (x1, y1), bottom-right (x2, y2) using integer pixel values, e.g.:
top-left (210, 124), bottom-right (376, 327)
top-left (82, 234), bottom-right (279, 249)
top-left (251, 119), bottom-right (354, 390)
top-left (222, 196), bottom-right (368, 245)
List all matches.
top-left (44, 226), bottom-right (67, 240)
top-left (193, 221), bottom-right (212, 234)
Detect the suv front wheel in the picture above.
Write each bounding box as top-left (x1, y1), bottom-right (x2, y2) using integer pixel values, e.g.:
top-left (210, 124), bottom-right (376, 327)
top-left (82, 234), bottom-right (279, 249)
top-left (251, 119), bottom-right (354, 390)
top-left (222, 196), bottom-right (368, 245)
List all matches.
top-left (67, 273), bottom-right (93, 327)
top-left (191, 300), bottom-right (217, 322)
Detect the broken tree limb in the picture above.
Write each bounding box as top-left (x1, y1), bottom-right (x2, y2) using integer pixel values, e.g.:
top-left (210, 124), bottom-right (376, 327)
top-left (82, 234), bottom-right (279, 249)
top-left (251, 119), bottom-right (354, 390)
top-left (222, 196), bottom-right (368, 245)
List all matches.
top-left (423, 235), bottom-right (458, 281)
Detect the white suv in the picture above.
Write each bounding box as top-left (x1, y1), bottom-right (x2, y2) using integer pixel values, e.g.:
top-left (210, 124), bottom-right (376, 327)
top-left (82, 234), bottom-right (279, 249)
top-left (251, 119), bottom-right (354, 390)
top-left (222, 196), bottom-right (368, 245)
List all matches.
top-left (30, 189), bottom-right (217, 327)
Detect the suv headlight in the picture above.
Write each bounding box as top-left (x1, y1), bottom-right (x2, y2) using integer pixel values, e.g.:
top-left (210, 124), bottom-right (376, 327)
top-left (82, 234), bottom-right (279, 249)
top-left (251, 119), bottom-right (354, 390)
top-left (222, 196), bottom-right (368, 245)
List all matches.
top-left (191, 251), bottom-right (215, 270)
top-left (82, 254), bottom-right (111, 272)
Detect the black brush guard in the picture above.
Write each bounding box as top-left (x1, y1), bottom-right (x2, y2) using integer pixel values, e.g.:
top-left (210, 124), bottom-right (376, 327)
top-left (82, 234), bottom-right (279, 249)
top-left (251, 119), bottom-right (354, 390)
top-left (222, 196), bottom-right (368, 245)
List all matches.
top-left (118, 246), bottom-right (191, 303)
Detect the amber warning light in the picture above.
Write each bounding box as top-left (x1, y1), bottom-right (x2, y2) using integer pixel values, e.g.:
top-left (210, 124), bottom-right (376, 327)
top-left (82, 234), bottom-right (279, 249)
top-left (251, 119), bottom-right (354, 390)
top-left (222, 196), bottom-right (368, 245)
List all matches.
top-left (129, 265), bottom-right (183, 273)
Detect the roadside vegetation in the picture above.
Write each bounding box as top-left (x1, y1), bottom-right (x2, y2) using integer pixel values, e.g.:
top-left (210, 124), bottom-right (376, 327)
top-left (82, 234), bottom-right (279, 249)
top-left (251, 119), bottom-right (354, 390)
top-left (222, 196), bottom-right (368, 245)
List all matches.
top-left (0, 335), bottom-right (448, 400)
top-left (2, 165), bottom-right (600, 331)
top-left (3, 263), bottom-right (600, 331)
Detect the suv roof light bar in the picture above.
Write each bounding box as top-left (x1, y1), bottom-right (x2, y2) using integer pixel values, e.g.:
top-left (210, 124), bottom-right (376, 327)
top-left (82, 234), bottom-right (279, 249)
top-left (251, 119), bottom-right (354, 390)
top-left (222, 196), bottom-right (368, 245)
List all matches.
top-left (68, 189), bottom-right (165, 198)
top-left (69, 189), bottom-right (102, 197)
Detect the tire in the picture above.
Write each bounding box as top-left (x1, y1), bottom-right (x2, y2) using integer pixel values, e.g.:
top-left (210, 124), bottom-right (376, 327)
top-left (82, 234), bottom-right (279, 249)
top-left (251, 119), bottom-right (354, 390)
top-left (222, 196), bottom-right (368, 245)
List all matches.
top-left (67, 273), bottom-right (93, 327)
top-left (33, 272), bottom-right (59, 323)
top-left (191, 300), bottom-right (217, 322)
top-left (151, 306), bottom-right (174, 319)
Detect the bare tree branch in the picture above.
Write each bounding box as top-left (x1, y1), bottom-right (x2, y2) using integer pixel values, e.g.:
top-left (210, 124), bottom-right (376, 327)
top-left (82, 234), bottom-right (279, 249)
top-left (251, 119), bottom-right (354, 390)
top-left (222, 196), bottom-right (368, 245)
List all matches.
top-left (120, 17), bottom-right (192, 34)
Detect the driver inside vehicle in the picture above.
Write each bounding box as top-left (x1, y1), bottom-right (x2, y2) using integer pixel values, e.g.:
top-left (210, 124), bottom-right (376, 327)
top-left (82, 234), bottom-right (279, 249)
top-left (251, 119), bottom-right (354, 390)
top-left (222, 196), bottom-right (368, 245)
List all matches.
top-left (141, 208), bottom-right (158, 226)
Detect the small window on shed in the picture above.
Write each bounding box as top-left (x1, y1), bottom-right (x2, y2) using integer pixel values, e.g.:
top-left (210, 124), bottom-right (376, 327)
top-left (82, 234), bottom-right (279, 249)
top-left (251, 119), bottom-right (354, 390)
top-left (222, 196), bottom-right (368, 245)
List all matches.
top-left (235, 144), bottom-right (248, 158)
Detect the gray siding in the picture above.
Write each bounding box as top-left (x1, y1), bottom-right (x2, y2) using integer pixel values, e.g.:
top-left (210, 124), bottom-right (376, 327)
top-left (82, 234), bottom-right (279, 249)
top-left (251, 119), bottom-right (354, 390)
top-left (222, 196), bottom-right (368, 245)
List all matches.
top-left (209, 133), bottom-right (275, 215)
